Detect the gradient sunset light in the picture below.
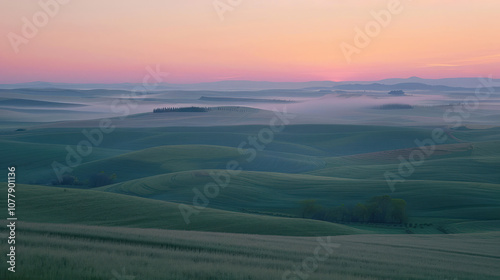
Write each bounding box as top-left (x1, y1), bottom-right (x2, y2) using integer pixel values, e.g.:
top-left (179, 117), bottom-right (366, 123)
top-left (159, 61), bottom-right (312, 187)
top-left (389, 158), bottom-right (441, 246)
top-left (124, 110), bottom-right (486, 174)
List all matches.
top-left (1, 0), bottom-right (499, 84)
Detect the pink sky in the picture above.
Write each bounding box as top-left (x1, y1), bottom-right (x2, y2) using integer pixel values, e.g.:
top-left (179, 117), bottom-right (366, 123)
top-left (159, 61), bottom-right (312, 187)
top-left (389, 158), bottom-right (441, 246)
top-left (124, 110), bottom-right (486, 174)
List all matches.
top-left (1, 0), bottom-right (499, 83)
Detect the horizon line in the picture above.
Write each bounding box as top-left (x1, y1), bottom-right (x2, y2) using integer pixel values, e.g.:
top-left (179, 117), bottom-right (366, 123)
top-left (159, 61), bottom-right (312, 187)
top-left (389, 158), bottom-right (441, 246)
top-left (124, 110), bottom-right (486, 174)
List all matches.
top-left (0, 76), bottom-right (496, 86)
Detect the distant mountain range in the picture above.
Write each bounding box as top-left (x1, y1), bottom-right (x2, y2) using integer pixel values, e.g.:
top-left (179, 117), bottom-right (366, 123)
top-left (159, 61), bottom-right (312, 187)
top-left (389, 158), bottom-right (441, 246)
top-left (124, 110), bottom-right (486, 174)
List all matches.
top-left (0, 77), bottom-right (498, 91)
top-left (330, 83), bottom-right (469, 91)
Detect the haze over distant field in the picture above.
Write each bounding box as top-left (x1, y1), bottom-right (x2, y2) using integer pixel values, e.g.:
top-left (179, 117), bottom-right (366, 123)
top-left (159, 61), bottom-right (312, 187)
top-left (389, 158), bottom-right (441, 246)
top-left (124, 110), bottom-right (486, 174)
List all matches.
top-left (1, 86), bottom-right (498, 128)
top-left (1, 1), bottom-right (499, 84)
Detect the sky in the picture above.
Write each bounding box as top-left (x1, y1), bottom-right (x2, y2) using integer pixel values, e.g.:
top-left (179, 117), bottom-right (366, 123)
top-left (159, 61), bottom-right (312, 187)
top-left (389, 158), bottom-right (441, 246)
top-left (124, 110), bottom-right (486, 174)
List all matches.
top-left (1, 0), bottom-right (499, 84)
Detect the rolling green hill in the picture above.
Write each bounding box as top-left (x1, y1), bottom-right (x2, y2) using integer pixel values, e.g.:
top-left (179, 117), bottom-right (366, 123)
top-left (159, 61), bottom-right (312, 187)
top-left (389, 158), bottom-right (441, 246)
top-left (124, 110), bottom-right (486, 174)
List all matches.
top-left (0, 183), bottom-right (365, 236)
top-left (0, 125), bottom-right (462, 156)
top-left (67, 144), bottom-right (326, 183)
top-left (3, 125), bottom-right (498, 187)
top-left (309, 140), bottom-right (500, 183)
top-left (1, 124), bottom-right (499, 227)
top-left (98, 169), bottom-right (500, 221)
top-left (0, 140), bottom-right (128, 184)
top-left (1, 121), bottom-right (499, 279)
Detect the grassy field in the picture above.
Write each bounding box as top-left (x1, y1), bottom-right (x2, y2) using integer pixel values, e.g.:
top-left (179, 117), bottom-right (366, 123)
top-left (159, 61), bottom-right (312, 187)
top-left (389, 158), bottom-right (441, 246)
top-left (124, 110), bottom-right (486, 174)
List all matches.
top-left (0, 222), bottom-right (498, 280)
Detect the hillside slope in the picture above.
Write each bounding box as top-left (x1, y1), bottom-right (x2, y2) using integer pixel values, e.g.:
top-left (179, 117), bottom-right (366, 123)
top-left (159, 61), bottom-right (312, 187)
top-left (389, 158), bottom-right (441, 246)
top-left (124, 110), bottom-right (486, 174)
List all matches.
top-left (0, 183), bottom-right (364, 236)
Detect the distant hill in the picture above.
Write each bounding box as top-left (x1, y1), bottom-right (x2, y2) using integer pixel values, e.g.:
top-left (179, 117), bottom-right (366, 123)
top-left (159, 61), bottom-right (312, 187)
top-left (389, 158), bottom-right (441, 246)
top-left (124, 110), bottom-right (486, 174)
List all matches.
top-left (0, 98), bottom-right (86, 107)
top-left (1, 77), bottom-right (498, 91)
top-left (377, 76), bottom-right (500, 88)
top-left (333, 83), bottom-right (470, 91)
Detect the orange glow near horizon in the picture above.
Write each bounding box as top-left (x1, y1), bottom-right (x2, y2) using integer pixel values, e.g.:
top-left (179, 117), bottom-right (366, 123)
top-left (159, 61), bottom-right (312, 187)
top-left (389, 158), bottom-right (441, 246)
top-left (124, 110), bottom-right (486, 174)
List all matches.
top-left (0, 0), bottom-right (499, 83)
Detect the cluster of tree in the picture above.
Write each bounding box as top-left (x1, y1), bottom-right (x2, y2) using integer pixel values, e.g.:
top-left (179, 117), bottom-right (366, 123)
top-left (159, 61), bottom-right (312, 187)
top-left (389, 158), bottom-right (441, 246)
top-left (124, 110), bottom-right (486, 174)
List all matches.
top-left (388, 90), bottom-right (405, 96)
top-left (299, 195), bottom-right (407, 224)
top-left (153, 106), bottom-right (209, 113)
top-left (153, 106), bottom-right (252, 113)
